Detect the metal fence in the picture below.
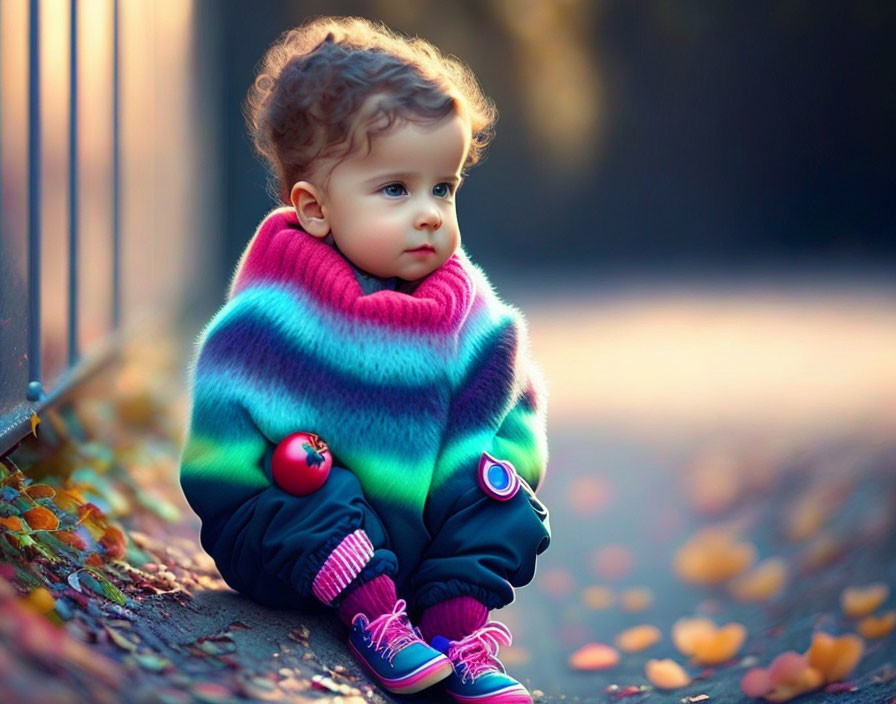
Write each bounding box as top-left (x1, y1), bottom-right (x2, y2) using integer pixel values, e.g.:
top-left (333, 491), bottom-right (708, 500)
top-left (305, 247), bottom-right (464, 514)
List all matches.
top-left (1, 0), bottom-right (123, 454)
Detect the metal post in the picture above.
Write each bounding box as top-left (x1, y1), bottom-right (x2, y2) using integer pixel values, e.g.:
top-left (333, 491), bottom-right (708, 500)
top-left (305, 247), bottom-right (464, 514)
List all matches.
top-left (112, 0), bottom-right (121, 330)
top-left (26, 0), bottom-right (43, 403)
top-left (68, 0), bottom-right (79, 366)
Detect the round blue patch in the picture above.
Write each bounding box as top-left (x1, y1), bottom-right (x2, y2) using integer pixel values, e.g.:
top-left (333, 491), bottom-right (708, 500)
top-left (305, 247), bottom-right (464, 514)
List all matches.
top-left (478, 452), bottom-right (520, 501)
top-left (488, 464), bottom-right (511, 490)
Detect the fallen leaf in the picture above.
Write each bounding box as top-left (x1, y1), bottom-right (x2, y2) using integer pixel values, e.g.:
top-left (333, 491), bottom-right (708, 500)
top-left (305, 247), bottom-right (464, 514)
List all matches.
top-left (25, 484), bottom-right (56, 499)
top-left (582, 585), bottom-right (615, 610)
top-left (841, 583), bottom-right (889, 618)
top-left (24, 587), bottom-right (56, 614)
top-left (857, 611), bottom-right (895, 639)
top-left (806, 632), bottom-right (864, 684)
top-left (568, 643), bottom-right (619, 670)
top-left (0, 516), bottom-right (23, 531)
top-left (54, 488), bottom-right (87, 512)
top-left (619, 587), bottom-right (653, 612)
top-left (55, 530), bottom-right (88, 551)
top-left (672, 617), bottom-right (747, 665)
top-left (538, 568), bottom-right (577, 598)
top-left (77, 503), bottom-right (109, 539)
top-left (645, 658), bottom-right (691, 689)
top-left (615, 624), bottom-right (662, 652)
top-left (100, 526), bottom-right (127, 560)
top-left (82, 569), bottom-right (127, 605)
top-left (133, 652), bottom-right (173, 672)
top-left (674, 529), bottom-right (756, 585)
top-left (105, 625), bottom-right (138, 651)
top-left (728, 558), bottom-right (788, 602)
top-left (198, 635), bottom-right (236, 655)
top-left (23, 506), bottom-right (59, 531)
top-left (741, 667), bottom-right (772, 697)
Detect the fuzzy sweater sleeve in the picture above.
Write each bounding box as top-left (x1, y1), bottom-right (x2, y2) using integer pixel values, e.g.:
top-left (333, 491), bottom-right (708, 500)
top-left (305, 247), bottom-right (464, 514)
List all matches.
top-left (178, 310), bottom-right (343, 603)
top-left (492, 350), bottom-right (549, 493)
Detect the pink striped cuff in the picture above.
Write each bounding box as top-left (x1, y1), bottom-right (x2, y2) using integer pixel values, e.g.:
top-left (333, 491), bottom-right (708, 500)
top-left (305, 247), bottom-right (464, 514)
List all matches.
top-left (311, 529), bottom-right (375, 605)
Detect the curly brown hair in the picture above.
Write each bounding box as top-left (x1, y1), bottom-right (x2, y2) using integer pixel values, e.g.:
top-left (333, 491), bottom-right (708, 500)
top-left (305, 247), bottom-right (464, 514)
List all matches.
top-left (245, 16), bottom-right (498, 203)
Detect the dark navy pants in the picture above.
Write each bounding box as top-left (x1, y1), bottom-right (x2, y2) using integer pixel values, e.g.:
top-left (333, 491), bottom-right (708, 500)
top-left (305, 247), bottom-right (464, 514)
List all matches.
top-left (201, 460), bottom-right (550, 616)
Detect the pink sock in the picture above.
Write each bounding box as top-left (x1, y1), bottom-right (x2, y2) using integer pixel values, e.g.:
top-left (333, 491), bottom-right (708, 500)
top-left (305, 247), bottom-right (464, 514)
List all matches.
top-left (337, 574), bottom-right (397, 626)
top-left (419, 596), bottom-right (489, 642)
top-left (311, 530), bottom-right (375, 606)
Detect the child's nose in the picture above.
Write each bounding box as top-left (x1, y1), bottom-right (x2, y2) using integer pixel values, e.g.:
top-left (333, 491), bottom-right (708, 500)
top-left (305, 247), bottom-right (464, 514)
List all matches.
top-left (414, 205), bottom-right (442, 231)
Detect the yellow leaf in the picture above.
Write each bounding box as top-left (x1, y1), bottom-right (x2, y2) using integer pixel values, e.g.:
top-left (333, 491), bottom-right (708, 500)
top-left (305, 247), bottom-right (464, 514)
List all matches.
top-left (30, 412), bottom-right (40, 437)
top-left (54, 488), bottom-right (87, 512)
top-left (841, 583), bottom-right (889, 619)
top-left (24, 587), bottom-right (56, 614)
top-left (857, 611), bottom-right (896, 639)
top-left (615, 625), bottom-right (662, 652)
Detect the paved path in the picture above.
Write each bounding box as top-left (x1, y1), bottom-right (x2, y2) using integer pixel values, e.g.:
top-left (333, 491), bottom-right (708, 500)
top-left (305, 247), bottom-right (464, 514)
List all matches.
top-left (2, 283), bottom-right (896, 703)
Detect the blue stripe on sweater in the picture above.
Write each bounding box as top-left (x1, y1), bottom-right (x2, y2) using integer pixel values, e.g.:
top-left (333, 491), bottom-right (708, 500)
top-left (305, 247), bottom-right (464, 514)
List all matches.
top-left (204, 286), bottom-right (452, 384)
top-left (197, 314), bottom-right (450, 427)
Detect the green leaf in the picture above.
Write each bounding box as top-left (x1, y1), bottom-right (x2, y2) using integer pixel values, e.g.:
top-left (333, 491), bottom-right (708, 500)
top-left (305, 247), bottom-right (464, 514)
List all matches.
top-left (83, 568), bottom-right (126, 605)
top-left (132, 652), bottom-right (172, 672)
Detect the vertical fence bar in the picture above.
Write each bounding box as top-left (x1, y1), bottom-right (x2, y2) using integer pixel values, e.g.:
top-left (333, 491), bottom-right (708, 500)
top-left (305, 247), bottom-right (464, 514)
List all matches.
top-left (68, 0), bottom-right (79, 366)
top-left (26, 0), bottom-right (43, 403)
top-left (112, 0), bottom-right (121, 330)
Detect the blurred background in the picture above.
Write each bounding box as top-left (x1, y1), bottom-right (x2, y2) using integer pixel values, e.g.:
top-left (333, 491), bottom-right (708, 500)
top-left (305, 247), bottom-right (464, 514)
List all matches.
top-left (3, 0), bottom-right (895, 437)
top-left (2, 1), bottom-right (895, 701)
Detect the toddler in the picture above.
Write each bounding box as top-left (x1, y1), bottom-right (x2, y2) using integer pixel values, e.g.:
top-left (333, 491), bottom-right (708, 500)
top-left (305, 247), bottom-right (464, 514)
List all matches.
top-left (179, 16), bottom-right (550, 703)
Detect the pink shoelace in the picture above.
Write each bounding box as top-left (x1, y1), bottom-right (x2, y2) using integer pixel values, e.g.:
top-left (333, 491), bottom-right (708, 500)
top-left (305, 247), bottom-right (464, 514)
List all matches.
top-left (447, 621), bottom-right (513, 684)
top-left (359, 599), bottom-right (421, 663)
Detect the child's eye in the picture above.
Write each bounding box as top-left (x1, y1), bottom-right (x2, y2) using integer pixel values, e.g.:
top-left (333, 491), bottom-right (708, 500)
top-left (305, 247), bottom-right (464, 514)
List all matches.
top-left (381, 183), bottom-right (407, 197)
top-left (432, 183), bottom-right (454, 198)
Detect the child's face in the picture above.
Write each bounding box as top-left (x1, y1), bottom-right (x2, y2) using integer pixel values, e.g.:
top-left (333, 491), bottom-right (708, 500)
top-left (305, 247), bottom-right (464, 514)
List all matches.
top-left (299, 113), bottom-right (471, 282)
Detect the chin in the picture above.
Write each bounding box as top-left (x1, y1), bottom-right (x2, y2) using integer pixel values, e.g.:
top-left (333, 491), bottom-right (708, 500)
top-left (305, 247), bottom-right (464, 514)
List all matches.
top-left (404, 265), bottom-right (440, 282)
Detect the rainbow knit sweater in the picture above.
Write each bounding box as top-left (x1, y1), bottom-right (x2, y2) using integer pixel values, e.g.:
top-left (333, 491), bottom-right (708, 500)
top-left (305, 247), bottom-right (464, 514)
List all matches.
top-left (179, 207), bottom-right (548, 592)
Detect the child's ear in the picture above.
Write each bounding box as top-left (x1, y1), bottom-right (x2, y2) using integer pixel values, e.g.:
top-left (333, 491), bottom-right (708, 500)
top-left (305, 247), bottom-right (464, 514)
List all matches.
top-left (290, 181), bottom-right (330, 238)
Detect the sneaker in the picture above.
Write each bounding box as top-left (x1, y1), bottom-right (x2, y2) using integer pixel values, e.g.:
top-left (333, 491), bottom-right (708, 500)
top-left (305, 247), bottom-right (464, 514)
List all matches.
top-left (348, 599), bottom-right (453, 694)
top-left (433, 621), bottom-right (533, 704)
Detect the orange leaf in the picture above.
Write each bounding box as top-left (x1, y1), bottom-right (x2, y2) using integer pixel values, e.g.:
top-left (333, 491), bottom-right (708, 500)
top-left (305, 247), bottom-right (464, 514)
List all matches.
top-left (2, 471), bottom-right (25, 490)
top-left (56, 530), bottom-right (88, 551)
top-left (0, 516), bottom-right (23, 531)
top-left (85, 553), bottom-right (103, 567)
top-left (100, 526), bottom-right (127, 560)
top-left (23, 506), bottom-right (59, 531)
top-left (25, 484), bottom-right (56, 499)
top-left (568, 643), bottom-right (620, 671)
top-left (77, 503), bottom-right (103, 521)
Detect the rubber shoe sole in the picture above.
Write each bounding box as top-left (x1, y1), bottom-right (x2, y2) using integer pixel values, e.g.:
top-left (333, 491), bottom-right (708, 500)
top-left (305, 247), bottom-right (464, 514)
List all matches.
top-left (446, 683), bottom-right (533, 703)
top-left (448, 688), bottom-right (532, 704)
top-left (348, 640), bottom-right (453, 694)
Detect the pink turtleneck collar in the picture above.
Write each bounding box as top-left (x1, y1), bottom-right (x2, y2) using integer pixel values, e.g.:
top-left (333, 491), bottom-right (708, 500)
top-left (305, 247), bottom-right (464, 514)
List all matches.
top-left (228, 207), bottom-right (476, 332)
